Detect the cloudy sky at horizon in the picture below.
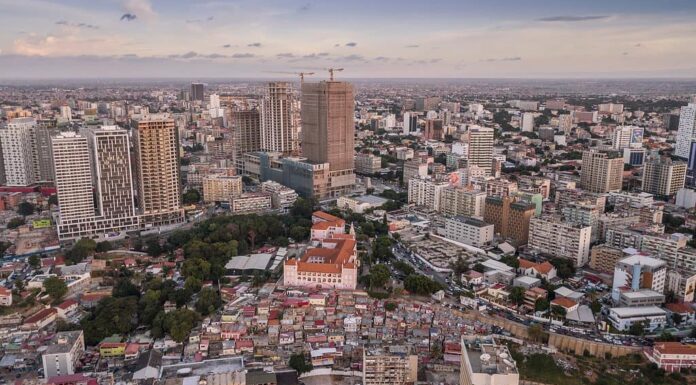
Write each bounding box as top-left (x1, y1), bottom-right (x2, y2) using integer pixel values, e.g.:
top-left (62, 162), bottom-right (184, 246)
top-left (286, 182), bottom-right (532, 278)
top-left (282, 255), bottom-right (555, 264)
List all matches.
top-left (1, 0), bottom-right (696, 79)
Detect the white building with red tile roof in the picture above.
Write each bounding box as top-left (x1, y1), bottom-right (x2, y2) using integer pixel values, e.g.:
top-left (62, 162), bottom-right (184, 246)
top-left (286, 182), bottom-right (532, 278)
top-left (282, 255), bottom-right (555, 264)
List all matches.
top-left (284, 211), bottom-right (358, 290)
top-left (648, 342), bottom-right (696, 372)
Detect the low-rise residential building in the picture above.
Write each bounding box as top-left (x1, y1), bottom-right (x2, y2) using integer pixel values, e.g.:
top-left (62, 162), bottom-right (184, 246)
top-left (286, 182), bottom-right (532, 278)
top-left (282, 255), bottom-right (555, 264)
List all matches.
top-left (618, 289), bottom-right (665, 307)
top-left (355, 153), bottom-right (381, 175)
top-left (336, 195), bottom-right (389, 214)
top-left (260, 180), bottom-right (298, 213)
top-left (608, 306), bottom-right (667, 332)
top-left (202, 175), bottom-right (243, 203)
top-left (517, 259), bottom-right (557, 281)
top-left (444, 216), bottom-right (494, 247)
top-left (230, 193), bottom-right (272, 214)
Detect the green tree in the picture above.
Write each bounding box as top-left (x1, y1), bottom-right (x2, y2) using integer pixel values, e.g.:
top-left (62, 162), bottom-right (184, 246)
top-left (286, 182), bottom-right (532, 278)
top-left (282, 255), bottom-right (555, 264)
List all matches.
top-left (145, 238), bottom-right (163, 257)
top-left (28, 254), bottom-right (41, 269)
top-left (183, 189), bottom-right (201, 205)
top-left (450, 257), bottom-right (469, 276)
top-left (290, 197), bottom-right (316, 219)
top-left (196, 287), bottom-right (221, 316)
top-left (404, 274), bottom-right (443, 295)
top-left (534, 298), bottom-right (550, 312)
top-left (66, 238), bottom-right (97, 264)
top-left (167, 308), bottom-right (200, 343)
top-left (48, 195), bottom-right (58, 206)
top-left (7, 217), bottom-right (25, 229)
top-left (384, 302), bottom-right (397, 311)
top-left (508, 286), bottom-right (525, 306)
top-left (550, 304), bottom-right (567, 319)
top-left (181, 258), bottom-right (211, 280)
top-left (629, 320), bottom-right (646, 336)
top-left (44, 276), bottom-right (68, 302)
top-left (369, 264), bottom-right (391, 289)
top-left (95, 241), bottom-right (113, 253)
top-left (113, 278), bottom-right (140, 298)
top-left (184, 276), bottom-right (202, 293)
top-left (590, 299), bottom-right (602, 314)
top-left (289, 353), bottom-right (313, 375)
top-left (17, 202), bottom-right (35, 216)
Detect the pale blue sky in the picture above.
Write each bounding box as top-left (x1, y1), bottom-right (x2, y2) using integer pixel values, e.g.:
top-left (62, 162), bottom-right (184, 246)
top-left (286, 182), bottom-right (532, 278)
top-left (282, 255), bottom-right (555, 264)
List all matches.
top-left (1, 0), bottom-right (695, 78)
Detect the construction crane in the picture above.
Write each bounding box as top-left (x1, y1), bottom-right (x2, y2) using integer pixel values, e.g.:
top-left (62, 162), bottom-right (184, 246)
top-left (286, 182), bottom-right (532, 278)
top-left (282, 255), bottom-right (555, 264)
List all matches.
top-left (327, 67), bottom-right (344, 81)
top-left (264, 71), bottom-right (315, 84)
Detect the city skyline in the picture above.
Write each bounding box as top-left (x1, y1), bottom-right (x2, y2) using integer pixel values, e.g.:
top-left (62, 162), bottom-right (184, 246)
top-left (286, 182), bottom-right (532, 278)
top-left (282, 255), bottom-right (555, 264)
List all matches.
top-left (1, 0), bottom-right (696, 79)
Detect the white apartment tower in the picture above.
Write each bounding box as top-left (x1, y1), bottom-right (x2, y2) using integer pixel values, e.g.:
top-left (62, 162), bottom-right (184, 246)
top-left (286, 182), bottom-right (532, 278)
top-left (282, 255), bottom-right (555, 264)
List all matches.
top-left (0, 117), bottom-right (37, 186)
top-left (261, 82), bottom-right (298, 155)
top-left (675, 102), bottom-right (696, 159)
top-left (52, 132), bottom-right (97, 236)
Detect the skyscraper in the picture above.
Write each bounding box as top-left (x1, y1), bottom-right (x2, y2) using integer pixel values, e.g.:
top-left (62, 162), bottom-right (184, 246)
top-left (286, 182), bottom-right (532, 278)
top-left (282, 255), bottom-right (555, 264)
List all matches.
top-left (191, 82), bottom-right (205, 102)
top-left (83, 126), bottom-right (137, 219)
top-left (466, 126), bottom-right (494, 175)
top-left (675, 102), bottom-right (696, 159)
top-left (301, 81), bottom-right (355, 197)
top-left (580, 150), bottom-right (624, 193)
top-left (233, 109), bottom-right (262, 154)
top-left (52, 132), bottom-right (97, 237)
top-left (0, 117), bottom-right (37, 186)
top-left (260, 82), bottom-right (298, 154)
top-left (132, 115), bottom-right (185, 227)
top-left (403, 112), bottom-right (417, 135)
top-left (642, 157), bottom-right (686, 197)
top-left (34, 123), bottom-right (56, 182)
top-left (424, 118), bottom-right (443, 140)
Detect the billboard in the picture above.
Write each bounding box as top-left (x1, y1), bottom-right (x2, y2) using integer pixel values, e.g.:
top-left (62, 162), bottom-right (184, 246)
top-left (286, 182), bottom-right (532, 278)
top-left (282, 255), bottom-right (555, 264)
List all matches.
top-left (32, 219), bottom-right (52, 229)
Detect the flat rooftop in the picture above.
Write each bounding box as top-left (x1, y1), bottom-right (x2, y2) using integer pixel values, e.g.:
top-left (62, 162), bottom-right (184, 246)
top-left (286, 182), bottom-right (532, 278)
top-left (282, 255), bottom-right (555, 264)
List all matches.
top-left (466, 342), bottom-right (517, 376)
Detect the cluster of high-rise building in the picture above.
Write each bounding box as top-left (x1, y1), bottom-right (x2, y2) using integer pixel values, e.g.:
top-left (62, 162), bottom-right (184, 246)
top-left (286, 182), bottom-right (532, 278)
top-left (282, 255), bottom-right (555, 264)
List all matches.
top-left (52, 118), bottom-right (184, 240)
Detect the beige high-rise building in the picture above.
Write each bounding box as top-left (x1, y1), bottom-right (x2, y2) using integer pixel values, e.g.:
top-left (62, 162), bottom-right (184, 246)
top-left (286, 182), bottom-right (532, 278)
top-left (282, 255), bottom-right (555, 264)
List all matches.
top-left (233, 109), bottom-right (262, 154)
top-left (641, 157), bottom-right (686, 197)
top-left (301, 81), bottom-right (355, 197)
top-left (260, 82), bottom-right (298, 155)
top-left (580, 150), bottom-right (624, 193)
top-left (363, 348), bottom-right (418, 385)
top-left (132, 116), bottom-right (185, 227)
top-left (467, 126), bottom-right (494, 175)
top-left (483, 196), bottom-right (535, 246)
top-left (52, 132), bottom-right (96, 238)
